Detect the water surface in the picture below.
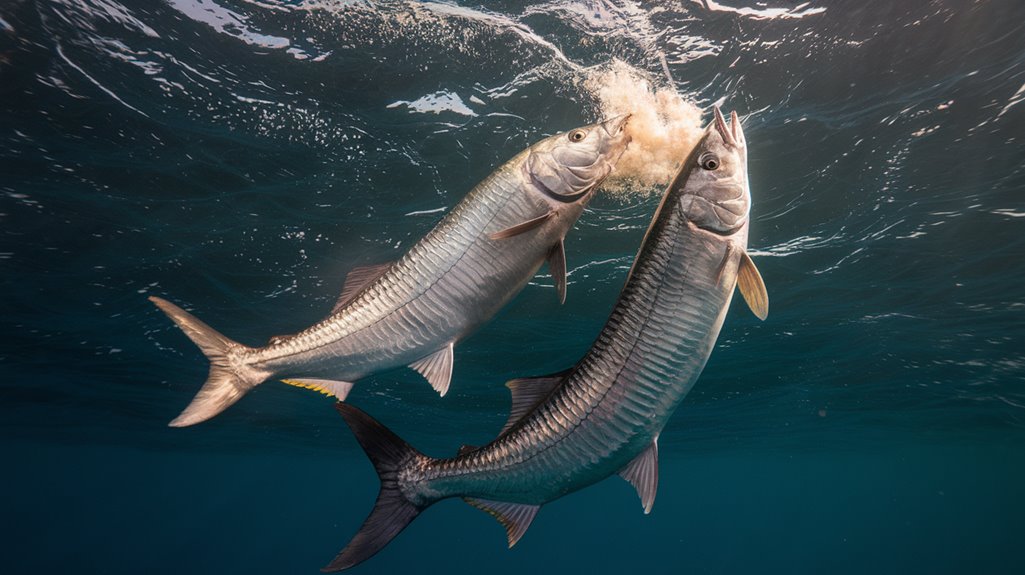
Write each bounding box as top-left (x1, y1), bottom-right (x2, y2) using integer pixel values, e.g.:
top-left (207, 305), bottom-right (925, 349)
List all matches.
top-left (2, 1), bottom-right (1024, 573)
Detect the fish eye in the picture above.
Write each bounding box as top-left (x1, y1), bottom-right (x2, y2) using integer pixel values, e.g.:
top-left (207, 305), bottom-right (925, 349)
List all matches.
top-left (699, 152), bottom-right (720, 171)
top-left (569, 130), bottom-right (586, 142)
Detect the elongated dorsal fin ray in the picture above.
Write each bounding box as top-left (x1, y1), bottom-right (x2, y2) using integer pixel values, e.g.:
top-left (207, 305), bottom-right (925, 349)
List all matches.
top-left (334, 262), bottom-right (393, 314)
top-left (737, 250), bottom-right (768, 320)
top-left (281, 378), bottom-right (354, 401)
top-left (463, 498), bottom-right (540, 548)
top-left (501, 370), bottom-right (571, 435)
top-left (488, 210), bottom-right (553, 240)
top-left (409, 343), bottom-right (454, 396)
top-left (547, 239), bottom-right (567, 304)
top-left (619, 437), bottom-right (659, 514)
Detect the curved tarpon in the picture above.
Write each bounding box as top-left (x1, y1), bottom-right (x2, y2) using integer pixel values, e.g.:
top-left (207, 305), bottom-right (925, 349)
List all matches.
top-left (150, 115), bottom-right (632, 427)
top-left (326, 107), bottom-right (768, 571)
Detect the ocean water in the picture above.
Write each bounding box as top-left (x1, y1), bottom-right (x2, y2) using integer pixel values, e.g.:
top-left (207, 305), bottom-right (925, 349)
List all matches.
top-left (3, 1), bottom-right (1025, 573)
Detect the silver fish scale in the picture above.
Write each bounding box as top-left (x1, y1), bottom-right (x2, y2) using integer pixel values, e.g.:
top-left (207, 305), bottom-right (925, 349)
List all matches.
top-left (243, 151), bottom-right (568, 379)
top-left (420, 198), bottom-right (745, 504)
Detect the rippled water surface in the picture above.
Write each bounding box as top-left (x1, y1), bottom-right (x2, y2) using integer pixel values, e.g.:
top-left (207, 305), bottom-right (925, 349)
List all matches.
top-left (3, 1), bottom-right (1024, 573)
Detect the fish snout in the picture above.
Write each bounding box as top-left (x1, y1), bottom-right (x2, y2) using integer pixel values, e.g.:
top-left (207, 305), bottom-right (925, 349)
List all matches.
top-left (601, 113), bottom-right (632, 137)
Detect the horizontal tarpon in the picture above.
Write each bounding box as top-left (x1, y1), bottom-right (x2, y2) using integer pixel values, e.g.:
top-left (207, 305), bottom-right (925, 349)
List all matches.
top-left (327, 107), bottom-right (768, 570)
top-left (150, 115), bottom-right (631, 426)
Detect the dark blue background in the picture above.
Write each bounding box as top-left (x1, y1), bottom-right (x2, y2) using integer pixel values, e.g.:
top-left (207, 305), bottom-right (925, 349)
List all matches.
top-left (3, 1), bottom-right (1024, 573)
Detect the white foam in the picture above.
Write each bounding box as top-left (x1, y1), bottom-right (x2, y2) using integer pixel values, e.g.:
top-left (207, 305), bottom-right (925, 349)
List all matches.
top-left (584, 61), bottom-right (704, 197)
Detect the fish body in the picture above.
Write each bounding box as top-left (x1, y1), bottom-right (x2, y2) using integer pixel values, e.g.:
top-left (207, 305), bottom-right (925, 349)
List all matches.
top-left (328, 107), bottom-right (767, 570)
top-left (151, 116), bottom-right (631, 427)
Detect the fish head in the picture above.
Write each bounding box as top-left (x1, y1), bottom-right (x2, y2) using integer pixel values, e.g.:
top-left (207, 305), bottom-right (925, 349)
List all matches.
top-left (524, 114), bottom-right (632, 204)
top-left (674, 106), bottom-right (750, 234)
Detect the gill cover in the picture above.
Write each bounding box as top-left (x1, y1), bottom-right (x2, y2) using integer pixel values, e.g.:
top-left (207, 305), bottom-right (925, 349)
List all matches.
top-left (679, 107), bottom-right (750, 235)
top-left (525, 114), bottom-right (631, 203)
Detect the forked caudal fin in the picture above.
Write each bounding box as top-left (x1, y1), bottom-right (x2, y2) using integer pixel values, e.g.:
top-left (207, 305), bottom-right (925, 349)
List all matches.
top-left (149, 296), bottom-right (266, 427)
top-left (327, 403), bottom-right (428, 572)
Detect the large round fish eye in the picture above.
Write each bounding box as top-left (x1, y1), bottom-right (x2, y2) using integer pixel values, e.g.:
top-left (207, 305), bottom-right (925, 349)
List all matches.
top-left (699, 152), bottom-right (720, 171)
top-left (568, 130), bottom-right (586, 142)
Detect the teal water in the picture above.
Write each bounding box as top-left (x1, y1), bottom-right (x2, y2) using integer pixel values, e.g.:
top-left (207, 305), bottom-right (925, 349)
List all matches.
top-left (3, 1), bottom-right (1025, 573)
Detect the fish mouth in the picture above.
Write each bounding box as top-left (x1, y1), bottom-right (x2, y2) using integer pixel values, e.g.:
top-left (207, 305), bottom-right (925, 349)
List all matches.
top-left (601, 113), bottom-right (631, 137)
top-left (565, 115), bottom-right (632, 189)
top-left (713, 106), bottom-right (745, 149)
top-left (600, 113), bottom-right (633, 165)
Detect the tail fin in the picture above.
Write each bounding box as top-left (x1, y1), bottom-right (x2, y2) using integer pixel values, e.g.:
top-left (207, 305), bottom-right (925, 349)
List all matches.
top-left (326, 403), bottom-right (429, 572)
top-left (149, 296), bottom-right (265, 427)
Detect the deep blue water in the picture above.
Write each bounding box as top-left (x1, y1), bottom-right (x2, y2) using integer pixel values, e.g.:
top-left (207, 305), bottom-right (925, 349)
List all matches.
top-left (3, 1), bottom-right (1025, 573)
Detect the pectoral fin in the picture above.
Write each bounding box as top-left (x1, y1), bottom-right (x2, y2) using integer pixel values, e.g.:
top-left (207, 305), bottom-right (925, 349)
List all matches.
top-left (409, 343), bottom-right (454, 397)
top-left (737, 250), bottom-right (769, 320)
top-left (488, 211), bottom-right (553, 240)
top-left (463, 498), bottom-right (540, 548)
top-left (715, 241), bottom-right (737, 284)
top-left (547, 239), bottom-right (567, 304)
top-left (334, 262), bottom-right (393, 314)
top-left (501, 370), bottom-right (570, 435)
top-left (281, 378), bottom-right (355, 401)
top-left (619, 437), bottom-right (659, 514)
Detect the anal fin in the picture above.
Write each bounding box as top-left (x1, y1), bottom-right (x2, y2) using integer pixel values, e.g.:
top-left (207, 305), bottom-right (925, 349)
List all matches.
top-left (463, 498), bottom-right (540, 547)
top-left (281, 378), bottom-right (355, 401)
top-left (409, 343), bottom-right (454, 397)
top-left (619, 437), bottom-right (659, 514)
top-left (501, 370), bottom-right (570, 435)
top-left (737, 250), bottom-right (768, 320)
top-left (488, 211), bottom-right (553, 240)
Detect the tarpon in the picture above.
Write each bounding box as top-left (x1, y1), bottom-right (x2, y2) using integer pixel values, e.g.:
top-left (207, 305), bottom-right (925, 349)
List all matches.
top-left (325, 107), bottom-right (768, 570)
top-left (150, 115), bottom-right (631, 427)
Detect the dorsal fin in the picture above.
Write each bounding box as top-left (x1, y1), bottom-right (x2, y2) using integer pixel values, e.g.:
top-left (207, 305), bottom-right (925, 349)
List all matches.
top-left (488, 210), bottom-right (554, 240)
top-left (457, 444), bottom-right (479, 456)
top-left (409, 343), bottom-right (454, 397)
top-left (463, 498), bottom-right (540, 548)
top-left (267, 334), bottom-right (293, 346)
top-left (547, 239), bottom-right (567, 305)
top-left (500, 370), bottom-right (570, 435)
top-left (618, 436), bottom-right (659, 514)
top-left (737, 250), bottom-right (768, 320)
top-left (333, 262), bottom-right (393, 314)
